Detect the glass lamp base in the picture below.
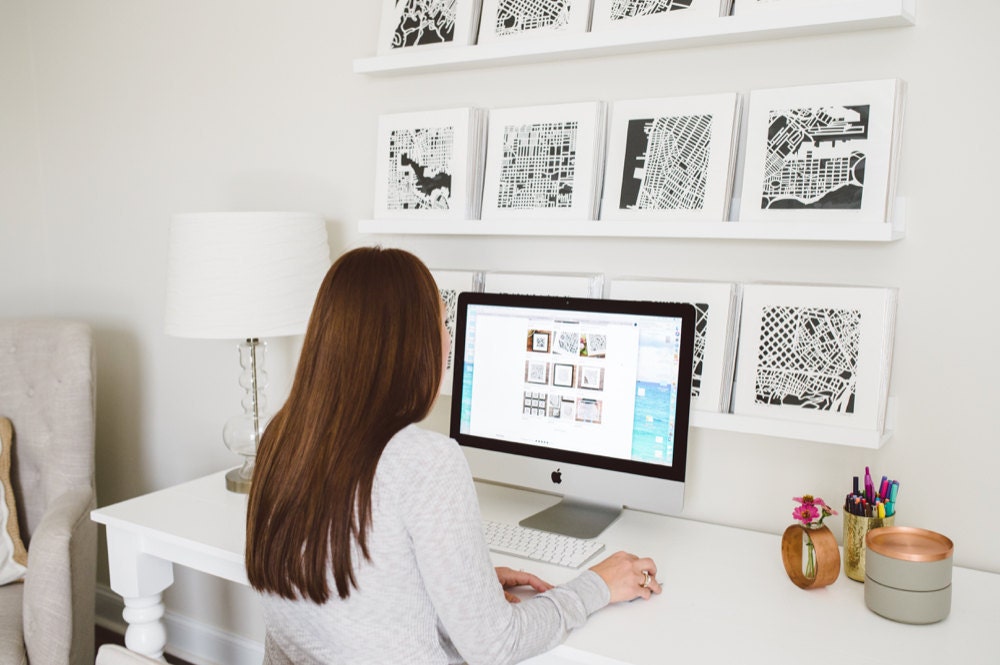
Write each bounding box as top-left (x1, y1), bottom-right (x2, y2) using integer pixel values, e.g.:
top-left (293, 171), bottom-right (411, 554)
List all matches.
top-left (225, 467), bottom-right (252, 493)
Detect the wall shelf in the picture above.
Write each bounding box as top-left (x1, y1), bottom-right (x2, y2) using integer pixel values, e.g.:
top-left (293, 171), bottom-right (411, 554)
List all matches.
top-left (359, 200), bottom-right (906, 241)
top-left (358, 1), bottom-right (909, 450)
top-left (690, 411), bottom-right (891, 449)
top-left (353, 0), bottom-right (916, 77)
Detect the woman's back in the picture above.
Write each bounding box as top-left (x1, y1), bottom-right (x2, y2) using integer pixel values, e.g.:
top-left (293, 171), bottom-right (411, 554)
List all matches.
top-left (260, 424), bottom-right (608, 665)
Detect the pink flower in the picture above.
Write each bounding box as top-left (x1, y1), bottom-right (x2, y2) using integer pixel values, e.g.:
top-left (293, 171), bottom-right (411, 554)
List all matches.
top-left (793, 504), bottom-right (819, 525)
top-left (792, 494), bottom-right (837, 527)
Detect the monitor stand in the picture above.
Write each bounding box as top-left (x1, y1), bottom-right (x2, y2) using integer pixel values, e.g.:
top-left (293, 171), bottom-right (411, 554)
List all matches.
top-left (519, 497), bottom-right (622, 540)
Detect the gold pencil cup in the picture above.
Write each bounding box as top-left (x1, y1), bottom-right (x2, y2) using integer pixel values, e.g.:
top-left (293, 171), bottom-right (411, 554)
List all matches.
top-left (843, 511), bottom-right (895, 582)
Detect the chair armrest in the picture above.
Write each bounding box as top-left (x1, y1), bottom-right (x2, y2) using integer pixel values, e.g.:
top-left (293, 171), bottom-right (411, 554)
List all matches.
top-left (22, 486), bottom-right (97, 665)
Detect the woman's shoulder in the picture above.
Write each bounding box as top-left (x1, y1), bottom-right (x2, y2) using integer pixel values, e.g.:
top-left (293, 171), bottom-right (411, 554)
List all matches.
top-left (377, 426), bottom-right (472, 502)
top-left (382, 425), bottom-right (466, 469)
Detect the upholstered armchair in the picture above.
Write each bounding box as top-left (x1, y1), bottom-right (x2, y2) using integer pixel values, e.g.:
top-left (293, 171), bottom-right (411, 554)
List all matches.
top-left (0, 320), bottom-right (97, 665)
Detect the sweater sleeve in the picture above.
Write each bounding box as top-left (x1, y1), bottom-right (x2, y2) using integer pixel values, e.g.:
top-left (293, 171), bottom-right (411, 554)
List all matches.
top-left (402, 438), bottom-right (611, 665)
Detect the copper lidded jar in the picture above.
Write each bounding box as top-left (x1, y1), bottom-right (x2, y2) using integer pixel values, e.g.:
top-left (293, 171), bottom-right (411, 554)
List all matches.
top-left (864, 526), bottom-right (954, 624)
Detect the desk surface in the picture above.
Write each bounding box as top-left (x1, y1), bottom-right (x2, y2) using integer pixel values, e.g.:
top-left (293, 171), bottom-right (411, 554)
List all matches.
top-left (93, 471), bottom-right (1000, 665)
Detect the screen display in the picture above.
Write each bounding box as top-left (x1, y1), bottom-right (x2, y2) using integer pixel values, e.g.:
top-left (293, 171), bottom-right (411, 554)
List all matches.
top-left (453, 293), bottom-right (694, 480)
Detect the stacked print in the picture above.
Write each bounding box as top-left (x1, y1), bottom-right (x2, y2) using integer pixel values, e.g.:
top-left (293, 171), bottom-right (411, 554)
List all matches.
top-left (480, 102), bottom-right (608, 221)
top-left (601, 93), bottom-right (741, 222)
top-left (738, 79), bottom-right (906, 224)
top-left (431, 269), bottom-right (485, 395)
top-left (478, 0), bottom-right (593, 44)
top-left (591, 0), bottom-right (731, 30)
top-left (373, 108), bottom-right (487, 221)
top-left (732, 284), bottom-right (897, 432)
top-left (609, 279), bottom-right (742, 413)
top-left (376, 0), bottom-right (482, 54)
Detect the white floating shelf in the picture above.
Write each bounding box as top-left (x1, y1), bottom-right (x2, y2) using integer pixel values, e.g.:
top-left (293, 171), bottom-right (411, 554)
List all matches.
top-left (358, 205), bottom-right (906, 242)
top-left (689, 398), bottom-right (897, 448)
top-left (354, 0), bottom-right (916, 76)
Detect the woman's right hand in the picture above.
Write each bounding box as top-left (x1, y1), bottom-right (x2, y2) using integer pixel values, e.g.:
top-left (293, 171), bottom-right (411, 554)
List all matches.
top-left (589, 550), bottom-right (661, 603)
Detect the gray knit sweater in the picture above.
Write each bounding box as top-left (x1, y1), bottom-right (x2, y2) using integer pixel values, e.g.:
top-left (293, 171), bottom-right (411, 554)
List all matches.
top-left (260, 424), bottom-right (610, 664)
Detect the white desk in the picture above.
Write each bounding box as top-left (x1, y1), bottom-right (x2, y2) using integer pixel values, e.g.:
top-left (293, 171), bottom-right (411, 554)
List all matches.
top-left (92, 470), bottom-right (1000, 664)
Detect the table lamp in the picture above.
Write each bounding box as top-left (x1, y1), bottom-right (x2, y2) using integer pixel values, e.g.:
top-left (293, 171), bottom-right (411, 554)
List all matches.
top-left (164, 212), bottom-right (331, 492)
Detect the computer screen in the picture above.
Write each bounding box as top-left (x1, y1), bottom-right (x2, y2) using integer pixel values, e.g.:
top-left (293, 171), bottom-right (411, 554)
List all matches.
top-left (450, 292), bottom-right (695, 539)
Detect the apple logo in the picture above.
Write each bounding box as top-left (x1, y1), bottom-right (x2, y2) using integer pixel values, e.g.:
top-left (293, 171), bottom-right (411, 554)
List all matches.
top-left (551, 468), bottom-right (562, 484)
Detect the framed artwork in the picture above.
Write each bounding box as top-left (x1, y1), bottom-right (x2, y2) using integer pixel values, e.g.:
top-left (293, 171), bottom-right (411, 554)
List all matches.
top-left (376, 0), bottom-right (482, 54)
top-left (732, 283), bottom-right (897, 432)
top-left (374, 107), bottom-right (487, 221)
top-left (525, 360), bottom-right (551, 384)
top-left (580, 333), bottom-right (606, 358)
top-left (575, 397), bottom-right (603, 424)
top-left (601, 93), bottom-right (741, 222)
top-left (548, 394), bottom-right (573, 418)
top-left (609, 278), bottom-right (742, 412)
top-left (592, 0), bottom-right (726, 31)
top-left (737, 79), bottom-right (906, 224)
top-left (523, 391), bottom-right (547, 416)
top-left (431, 269), bottom-right (484, 395)
top-left (578, 365), bottom-right (605, 390)
top-left (482, 271), bottom-right (605, 298)
top-left (527, 329), bottom-right (552, 353)
top-left (552, 363), bottom-right (577, 387)
top-left (478, 0), bottom-right (593, 44)
top-left (554, 330), bottom-right (582, 355)
top-left (481, 102), bottom-right (607, 221)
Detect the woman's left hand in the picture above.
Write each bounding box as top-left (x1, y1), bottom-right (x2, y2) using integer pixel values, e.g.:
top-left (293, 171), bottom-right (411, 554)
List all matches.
top-left (495, 566), bottom-right (554, 603)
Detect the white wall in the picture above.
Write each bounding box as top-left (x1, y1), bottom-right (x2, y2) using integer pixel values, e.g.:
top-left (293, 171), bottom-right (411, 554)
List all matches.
top-left (3, 0), bottom-right (999, 658)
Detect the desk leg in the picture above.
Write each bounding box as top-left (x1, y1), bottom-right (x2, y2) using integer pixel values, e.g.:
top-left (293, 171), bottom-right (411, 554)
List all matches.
top-left (106, 527), bottom-right (175, 660)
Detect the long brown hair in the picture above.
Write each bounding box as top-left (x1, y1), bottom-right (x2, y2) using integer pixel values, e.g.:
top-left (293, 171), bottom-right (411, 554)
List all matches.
top-left (246, 246), bottom-right (443, 603)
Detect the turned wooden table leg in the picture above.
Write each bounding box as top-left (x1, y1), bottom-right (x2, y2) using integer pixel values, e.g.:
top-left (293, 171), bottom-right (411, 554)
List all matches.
top-left (106, 527), bottom-right (175, 660)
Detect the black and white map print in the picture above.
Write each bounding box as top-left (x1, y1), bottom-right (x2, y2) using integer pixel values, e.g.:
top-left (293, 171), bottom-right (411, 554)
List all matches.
top-left (610, 0), bottom-right (692, 20)
top-left (762, 105), bottom-right (870, 210)
top-left (619, 114), bottom-right (713, 211)
top-left (496, 0), bottom-right (571, 36)
top-left (387, 127), bottom-right (454, 210)
top-left (691, 302), bottom-right (708, 398)
top-left (754, 306), bottom-right (861, 413)
top-left (392, 0), bottom-right (457, 48)
top-left (440, 288), bottom-right (458, 371)
top-left (497, 122), bottom-right (577, 209)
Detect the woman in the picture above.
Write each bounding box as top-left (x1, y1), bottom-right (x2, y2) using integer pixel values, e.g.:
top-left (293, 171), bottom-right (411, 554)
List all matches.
top-left (247, 246), bottom-right (661, 664)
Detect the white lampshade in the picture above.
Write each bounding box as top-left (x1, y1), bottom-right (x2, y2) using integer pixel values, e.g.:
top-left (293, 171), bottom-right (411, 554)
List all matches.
top-left (165, 212), bottom-right (331, 339)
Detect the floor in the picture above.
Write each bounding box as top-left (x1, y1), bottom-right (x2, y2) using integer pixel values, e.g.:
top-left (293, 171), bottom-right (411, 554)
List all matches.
top-left (95, 625), bottom-right (196, 665)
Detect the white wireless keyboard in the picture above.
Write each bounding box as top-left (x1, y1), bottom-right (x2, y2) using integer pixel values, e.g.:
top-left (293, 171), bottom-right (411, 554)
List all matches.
top-left (483, 520), bottom-right (605, 569)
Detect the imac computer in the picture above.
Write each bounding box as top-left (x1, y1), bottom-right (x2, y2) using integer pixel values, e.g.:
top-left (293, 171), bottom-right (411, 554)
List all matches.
top-left (449, 292), bottom-right (695, 540)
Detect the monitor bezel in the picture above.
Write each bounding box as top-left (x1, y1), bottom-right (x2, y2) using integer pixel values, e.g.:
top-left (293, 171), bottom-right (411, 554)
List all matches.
top-left (449, 291), bottom-right (695, 484)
